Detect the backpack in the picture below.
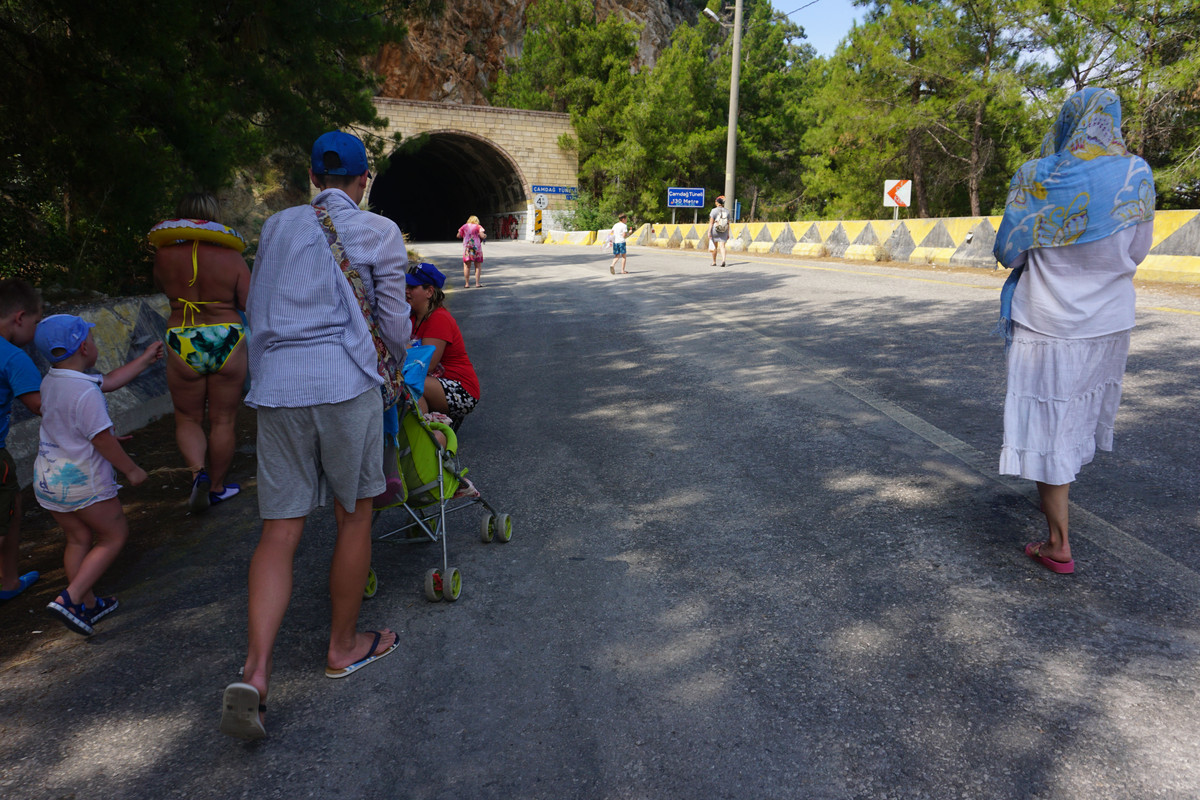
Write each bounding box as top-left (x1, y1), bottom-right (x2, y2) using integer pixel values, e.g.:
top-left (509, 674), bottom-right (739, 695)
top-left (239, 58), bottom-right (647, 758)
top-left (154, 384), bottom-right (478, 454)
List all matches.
top-left (713, 207), bottom-right (729, 234)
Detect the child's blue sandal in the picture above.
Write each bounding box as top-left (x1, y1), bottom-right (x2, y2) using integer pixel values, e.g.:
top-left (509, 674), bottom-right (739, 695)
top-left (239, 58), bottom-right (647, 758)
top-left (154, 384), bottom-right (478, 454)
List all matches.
top-left (86, 595), bottom-right (119, 624)
top-left (47, 590), bottom-right (94, 636)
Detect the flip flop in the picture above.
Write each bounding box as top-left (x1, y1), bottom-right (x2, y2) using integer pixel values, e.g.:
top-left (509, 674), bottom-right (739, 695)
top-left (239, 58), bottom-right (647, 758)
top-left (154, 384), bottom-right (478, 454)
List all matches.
top-left (325, 630), bottom-right (400, 679)
top-left (0, 571), bottom-right (38, 601)
top-left (220, 682), bottom-right (267, 741)
top-left (1025, 541), bottom-right (1075, 574)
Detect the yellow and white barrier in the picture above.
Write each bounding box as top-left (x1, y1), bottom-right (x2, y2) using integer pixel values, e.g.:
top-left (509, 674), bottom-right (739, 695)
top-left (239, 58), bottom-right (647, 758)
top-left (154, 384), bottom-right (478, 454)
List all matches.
top-left (621, 211), bottom-right (1200, 284)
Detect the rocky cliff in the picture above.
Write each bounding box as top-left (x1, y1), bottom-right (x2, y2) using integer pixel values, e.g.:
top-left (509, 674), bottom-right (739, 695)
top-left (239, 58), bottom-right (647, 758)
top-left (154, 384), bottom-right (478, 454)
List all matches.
top-left (374, 0), bottom-right (697, 105)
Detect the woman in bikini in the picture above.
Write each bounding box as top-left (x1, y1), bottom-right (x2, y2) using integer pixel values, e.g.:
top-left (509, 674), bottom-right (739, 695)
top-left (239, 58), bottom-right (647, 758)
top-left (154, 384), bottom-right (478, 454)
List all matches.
top-left (152, 193), bottom-right (251, 512)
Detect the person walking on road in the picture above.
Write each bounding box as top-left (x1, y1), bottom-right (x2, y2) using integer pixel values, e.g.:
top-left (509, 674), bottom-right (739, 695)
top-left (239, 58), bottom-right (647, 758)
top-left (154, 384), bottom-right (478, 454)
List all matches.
top-left (34, 315), bottom-right (163, 636)
top-left (152, 193), bottom-right (251, 513)
top-left (993, 87), bottom-right (1155, 576)
top-left (221, 131), bottom-right (411, 741)
top-left (609, 213), bottom-right (629, 274)
top-left (707, 196), bottom-right (730, 267)
top-left (457, 215), bottom-right (486, 288)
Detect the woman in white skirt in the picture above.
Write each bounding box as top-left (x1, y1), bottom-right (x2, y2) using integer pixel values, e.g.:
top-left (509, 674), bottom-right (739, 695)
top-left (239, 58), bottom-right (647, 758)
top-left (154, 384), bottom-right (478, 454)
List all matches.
top-left (993, 87), bottom-right (1156, 574)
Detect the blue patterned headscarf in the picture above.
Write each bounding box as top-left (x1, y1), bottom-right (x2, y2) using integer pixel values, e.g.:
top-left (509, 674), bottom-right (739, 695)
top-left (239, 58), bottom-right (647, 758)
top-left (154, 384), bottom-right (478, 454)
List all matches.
top-left (993, 88), bottom-right (1155, 345)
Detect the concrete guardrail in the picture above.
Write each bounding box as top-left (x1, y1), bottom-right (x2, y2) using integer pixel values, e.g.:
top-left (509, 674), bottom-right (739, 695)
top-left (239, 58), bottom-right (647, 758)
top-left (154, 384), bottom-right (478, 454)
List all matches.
top-left (545, 211), bottom-right (1200, 285)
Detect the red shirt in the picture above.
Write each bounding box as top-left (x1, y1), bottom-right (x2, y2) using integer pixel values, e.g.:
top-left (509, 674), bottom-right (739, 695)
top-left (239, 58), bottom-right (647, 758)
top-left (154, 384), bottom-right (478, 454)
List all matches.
top-left (411, 306), bottom-right (480, 399)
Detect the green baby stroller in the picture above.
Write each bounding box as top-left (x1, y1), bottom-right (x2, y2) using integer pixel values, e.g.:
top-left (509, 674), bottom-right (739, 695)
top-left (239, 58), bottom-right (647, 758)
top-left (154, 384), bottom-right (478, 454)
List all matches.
top-left (367, 390), bottom-right (512, 602)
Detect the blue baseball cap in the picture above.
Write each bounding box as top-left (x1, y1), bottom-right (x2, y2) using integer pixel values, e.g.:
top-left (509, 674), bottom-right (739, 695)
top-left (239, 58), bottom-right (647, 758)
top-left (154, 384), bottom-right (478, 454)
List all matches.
top-left (35, 314), bottom-right (95, 363)
top-left (311, 131), bottom-right (369, 176)
top-left (405, 263), bottom-right (446, 288)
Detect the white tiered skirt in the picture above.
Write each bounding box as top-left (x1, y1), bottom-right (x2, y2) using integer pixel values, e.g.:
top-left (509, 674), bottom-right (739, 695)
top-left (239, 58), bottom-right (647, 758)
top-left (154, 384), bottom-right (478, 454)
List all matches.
top-left (999, 323), bottom-right (1131, 485)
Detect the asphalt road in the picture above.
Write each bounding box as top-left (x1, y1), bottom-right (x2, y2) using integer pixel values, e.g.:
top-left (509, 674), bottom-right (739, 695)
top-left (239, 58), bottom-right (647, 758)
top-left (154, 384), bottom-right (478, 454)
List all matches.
top-left (3, 241), bottom-right (1199, 799)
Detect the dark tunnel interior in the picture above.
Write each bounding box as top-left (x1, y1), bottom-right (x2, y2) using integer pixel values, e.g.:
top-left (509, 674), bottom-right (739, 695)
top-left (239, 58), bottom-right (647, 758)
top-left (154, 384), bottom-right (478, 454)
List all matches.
top-left (369, 132), bottom-right (527, 242)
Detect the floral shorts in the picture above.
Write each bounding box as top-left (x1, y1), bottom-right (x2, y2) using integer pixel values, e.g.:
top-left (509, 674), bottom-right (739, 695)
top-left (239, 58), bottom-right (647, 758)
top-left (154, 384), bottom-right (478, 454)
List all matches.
top-left (436, 378), bottom-right (478, 425)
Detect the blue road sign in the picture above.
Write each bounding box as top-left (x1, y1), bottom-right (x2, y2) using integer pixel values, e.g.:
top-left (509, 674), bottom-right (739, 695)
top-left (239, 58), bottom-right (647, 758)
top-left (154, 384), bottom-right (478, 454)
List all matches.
top-left (668, 187), bottom-right (705, 208)
top-left (532, 185), bottom-right (578, 199)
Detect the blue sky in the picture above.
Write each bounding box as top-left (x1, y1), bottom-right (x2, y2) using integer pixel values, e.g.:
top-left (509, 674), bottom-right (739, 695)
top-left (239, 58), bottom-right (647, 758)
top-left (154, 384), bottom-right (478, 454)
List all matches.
top-left (774, 0), bottom-right (864, 57)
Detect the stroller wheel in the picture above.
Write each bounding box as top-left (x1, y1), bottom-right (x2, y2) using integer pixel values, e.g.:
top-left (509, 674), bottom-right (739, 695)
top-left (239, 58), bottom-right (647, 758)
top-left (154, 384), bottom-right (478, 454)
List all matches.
top-left (480, 514), bottom-right (495, 543)
top-left (363, 568), bottom-right (378, 599)
top-left (442, 567), bottom-right (462, 602)
top-left (494, 513), bottom-right (513, 543)
top-left (424, 568), bottom-right (443, 602)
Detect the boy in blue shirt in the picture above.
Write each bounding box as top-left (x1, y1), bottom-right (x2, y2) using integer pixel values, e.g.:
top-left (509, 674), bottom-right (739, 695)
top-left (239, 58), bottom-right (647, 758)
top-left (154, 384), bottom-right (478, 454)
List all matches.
top-left (0, 279), bottom-right (43, 602)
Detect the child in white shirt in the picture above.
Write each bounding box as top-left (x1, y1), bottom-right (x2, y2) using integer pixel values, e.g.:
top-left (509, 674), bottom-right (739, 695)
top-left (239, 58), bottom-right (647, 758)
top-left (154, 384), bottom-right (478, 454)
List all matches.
top-left (609, 213), bottom-right (629, 275)
top-left (34, 314), bottom-right (163, 635)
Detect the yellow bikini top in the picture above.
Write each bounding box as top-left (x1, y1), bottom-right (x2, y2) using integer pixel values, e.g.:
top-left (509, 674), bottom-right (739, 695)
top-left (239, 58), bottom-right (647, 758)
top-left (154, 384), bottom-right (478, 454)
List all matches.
top-left (177, 240), bottom-right (215, 326)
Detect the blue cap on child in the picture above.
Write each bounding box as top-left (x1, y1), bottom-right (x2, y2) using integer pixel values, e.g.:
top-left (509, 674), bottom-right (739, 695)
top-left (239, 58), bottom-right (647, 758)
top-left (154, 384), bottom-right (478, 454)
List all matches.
top-left (35, 314), bottom-right (95, 363)
top-left (405, 262), bottom-right (446, 288)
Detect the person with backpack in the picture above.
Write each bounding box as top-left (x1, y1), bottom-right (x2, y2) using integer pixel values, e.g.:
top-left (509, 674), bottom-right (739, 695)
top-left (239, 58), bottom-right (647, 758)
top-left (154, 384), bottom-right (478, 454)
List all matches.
top-left (457, 215), bottom-right (486, 288)
top-left (707, 195), bottom-right (730, 267)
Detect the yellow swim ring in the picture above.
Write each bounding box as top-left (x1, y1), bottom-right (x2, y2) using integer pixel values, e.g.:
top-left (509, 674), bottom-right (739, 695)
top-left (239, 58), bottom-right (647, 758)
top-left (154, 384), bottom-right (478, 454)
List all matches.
top-left (148, 218), bottom-right (246, 253)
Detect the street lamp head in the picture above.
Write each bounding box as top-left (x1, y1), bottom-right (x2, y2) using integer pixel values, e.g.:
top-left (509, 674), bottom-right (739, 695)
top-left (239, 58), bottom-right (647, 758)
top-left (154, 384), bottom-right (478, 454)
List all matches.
top-left (703, 7), bottom-right (721, 23)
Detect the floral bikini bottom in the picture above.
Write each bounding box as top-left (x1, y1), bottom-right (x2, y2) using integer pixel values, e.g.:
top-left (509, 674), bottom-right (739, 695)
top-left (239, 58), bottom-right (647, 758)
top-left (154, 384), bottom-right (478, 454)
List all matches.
top-left (166, 323), bottom-right (245, 375)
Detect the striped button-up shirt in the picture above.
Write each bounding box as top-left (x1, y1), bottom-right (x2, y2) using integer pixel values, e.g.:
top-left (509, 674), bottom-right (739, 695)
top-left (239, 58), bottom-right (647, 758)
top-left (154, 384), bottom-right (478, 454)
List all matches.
top-left (245, 189), bottom-right (411, 408)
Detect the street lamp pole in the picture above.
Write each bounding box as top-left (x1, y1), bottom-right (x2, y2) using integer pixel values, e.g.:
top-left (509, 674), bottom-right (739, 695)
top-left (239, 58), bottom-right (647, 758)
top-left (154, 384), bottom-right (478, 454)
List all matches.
top-left (723, 0), bottom-right (744, 219)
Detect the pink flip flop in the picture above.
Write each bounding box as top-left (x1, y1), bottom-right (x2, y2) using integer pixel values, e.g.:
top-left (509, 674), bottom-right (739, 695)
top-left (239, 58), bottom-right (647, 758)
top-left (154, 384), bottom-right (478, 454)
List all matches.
top-left (1025, 542), bottom-right (1075, 574)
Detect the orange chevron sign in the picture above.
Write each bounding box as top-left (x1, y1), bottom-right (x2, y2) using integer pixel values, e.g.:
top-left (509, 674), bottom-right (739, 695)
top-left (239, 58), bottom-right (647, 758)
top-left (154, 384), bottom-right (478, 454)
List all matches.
top-left (884, 179), bottom-right (911, 208)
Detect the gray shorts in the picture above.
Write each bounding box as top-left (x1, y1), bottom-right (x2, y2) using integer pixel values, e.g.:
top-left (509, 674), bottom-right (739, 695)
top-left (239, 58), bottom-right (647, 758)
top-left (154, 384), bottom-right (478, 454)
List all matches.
top-left (256, 388), bottom-right (384, 518)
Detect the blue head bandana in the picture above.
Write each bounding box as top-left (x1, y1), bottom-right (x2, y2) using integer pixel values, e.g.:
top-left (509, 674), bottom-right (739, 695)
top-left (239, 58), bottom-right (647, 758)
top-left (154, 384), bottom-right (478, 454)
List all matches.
top-left (993, 88), bottom-right (1156, 347)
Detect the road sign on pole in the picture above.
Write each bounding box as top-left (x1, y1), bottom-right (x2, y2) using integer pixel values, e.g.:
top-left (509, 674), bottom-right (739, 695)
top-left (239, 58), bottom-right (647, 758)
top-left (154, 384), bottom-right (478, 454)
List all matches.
top-left (884, 179), bottom-right (911, 208)
top-left (531, 185), bottom-right (578, 200)
top-left (667, 187), bottom-right (705, 208)
top-left (884, 179), bottom-right (911, 222)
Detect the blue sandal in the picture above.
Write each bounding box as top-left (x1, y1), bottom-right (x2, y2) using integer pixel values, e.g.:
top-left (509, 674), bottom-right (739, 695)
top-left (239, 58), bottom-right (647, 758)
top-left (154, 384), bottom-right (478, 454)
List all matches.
top-left (47, 590), bottom-right (94, 636)
top-left (0, 571), bottom-right (38, 601)
top-left (86, 595), bottom-right (120, 624)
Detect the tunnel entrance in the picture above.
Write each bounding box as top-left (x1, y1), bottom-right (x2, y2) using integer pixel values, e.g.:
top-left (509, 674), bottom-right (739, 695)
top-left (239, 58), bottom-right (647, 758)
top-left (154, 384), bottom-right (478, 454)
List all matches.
top-left (369, 131), bottom-right (527, 242)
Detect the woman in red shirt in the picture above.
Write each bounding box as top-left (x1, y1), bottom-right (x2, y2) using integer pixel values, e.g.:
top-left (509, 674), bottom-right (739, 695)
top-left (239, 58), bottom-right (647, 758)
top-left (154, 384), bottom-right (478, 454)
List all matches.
top-left (405, 263), bottom-right (480, 428)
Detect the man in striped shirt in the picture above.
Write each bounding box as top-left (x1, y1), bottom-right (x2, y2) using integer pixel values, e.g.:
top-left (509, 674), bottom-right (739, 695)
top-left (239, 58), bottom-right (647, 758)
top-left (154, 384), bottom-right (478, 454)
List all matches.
top-left (221, 131), bottom-right (410, 740)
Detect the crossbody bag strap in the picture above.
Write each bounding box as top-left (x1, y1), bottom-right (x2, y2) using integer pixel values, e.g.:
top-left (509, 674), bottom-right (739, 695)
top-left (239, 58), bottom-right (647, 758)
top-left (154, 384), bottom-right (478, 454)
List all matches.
top-left (313, 204), bottom-right (404, 408)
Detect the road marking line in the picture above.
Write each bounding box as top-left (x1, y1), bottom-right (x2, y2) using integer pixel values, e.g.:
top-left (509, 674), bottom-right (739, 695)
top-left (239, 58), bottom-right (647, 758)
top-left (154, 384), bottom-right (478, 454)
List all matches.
top-left (1147, 306), bottom-right (1200, 316)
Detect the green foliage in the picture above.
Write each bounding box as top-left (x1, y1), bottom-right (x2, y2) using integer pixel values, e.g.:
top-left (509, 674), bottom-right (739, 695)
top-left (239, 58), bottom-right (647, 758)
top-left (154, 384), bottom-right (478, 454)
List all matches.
top-left (494, 0), bottom-right (1200, 222)
top-left (0, 0), bottom-right (415, 294)
top-left (556, 192), bottom-right (619, 232)
top-left (801, 0), bottom-right (1048, 219)
top-left (491, 0), bottom-right (640, 115)
top-left (1022, 0), bottom-right (1200, 207)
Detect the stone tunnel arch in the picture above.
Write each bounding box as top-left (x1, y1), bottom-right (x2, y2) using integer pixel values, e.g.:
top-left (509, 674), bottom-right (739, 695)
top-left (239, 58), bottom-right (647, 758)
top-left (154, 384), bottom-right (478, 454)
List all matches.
top-left (369, 99), bottom-right (577, 243)
top-left (369, 130), bottom-right (528, 242)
